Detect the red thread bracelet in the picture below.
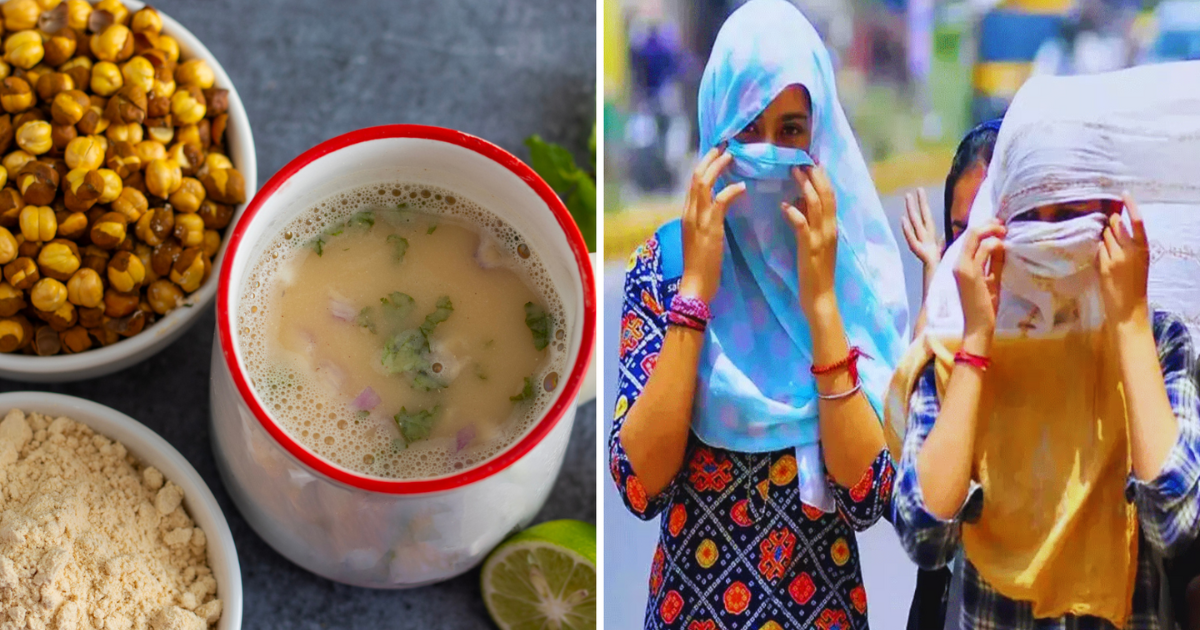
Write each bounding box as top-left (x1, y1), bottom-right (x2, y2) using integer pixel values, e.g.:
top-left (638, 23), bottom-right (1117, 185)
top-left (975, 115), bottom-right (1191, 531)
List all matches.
top-left (810, 346), bottom-right (870, 385)
top-left (953, 350), bottom-right (991, 371)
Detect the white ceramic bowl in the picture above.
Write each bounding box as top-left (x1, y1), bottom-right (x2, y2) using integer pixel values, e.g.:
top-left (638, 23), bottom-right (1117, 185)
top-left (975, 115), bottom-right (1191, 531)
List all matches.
top-left (0, 391), bottom-right (242, 629)
top-left (0, 1), bottom-right (257, 382)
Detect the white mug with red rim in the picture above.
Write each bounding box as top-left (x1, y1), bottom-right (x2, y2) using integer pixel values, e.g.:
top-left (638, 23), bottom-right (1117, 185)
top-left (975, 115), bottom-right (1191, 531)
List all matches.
top-left (209, 125), bottom-right (596, 588)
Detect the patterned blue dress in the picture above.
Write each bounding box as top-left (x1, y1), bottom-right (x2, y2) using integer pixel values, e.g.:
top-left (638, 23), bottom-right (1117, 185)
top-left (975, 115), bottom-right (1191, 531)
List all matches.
top-left (610, 234), bottom-right (895, 630)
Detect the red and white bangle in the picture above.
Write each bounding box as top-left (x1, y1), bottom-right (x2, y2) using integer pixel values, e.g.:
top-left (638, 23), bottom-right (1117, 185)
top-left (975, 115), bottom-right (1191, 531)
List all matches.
top-left (811, 346), bottom-right (871, 400)
top-left (668, 295), bottom-right (711, 332)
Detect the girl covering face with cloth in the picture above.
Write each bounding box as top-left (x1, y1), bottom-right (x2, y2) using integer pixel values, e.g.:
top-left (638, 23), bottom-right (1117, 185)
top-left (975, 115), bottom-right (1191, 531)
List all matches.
top-left (889, 61), bottom-right (1200, 630)
top-left (610, 0), bottom-right (909, 628)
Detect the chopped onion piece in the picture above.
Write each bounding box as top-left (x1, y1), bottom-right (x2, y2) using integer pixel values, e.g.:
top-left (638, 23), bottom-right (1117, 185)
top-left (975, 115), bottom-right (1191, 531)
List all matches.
top-left (352, 387), bottom-right (381, 411)
top-left (456, 426), bottom-right (476, 452)
top-left (329, 299), bottom-right (357, 322)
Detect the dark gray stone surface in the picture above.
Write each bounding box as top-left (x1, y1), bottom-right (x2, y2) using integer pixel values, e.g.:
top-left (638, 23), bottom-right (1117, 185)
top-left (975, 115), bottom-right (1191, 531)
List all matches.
top-left (0, 1), bottom-right (595, 627)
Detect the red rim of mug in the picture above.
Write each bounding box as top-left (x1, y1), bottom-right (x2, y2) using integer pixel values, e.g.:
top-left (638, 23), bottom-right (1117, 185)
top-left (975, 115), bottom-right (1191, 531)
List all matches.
top-left (216, 124), bottom-right (596, 494)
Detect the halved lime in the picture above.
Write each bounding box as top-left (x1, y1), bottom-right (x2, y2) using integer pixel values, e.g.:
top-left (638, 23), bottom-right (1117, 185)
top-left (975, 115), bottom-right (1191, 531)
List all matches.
top-left (481, 519), bottom-right (597, 630)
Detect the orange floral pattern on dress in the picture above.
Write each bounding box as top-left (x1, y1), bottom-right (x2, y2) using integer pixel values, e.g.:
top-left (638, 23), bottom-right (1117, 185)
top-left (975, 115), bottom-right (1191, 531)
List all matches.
top-left (788, 572), bottom-right (816, 605)
top-left (668, 504), bottom-right (687, 537)
top-left (688, 448), bottom-right (733, 492)
top-left (661, 590), bottom-right (684, 624)
top-left (642, 288), bottom-right (664, 315)
top-left (723, 581), bottom-right (751, 615)
top-left (849, 584), bottom-right (867, 614)
top-left (627, 476), bottom-right (648, 514)
top-left (815, 608), bottom-right (850, 630)
top-left (651, 544), bottom-right (666, 596)
top-left (730, 499), bottom-right (753, 527)
top-left (849, 466), bottom-right (874, 503)
top-left (830, 538), bottom-right (851, 566)
top-left (687, 620), bottom-right (716, 630)
top-left (620, 312), bottom-right (646, 359)
top-left (695, 539), bottom-right (719, 569)
top-left (801, 503), bottom-right (825, 521)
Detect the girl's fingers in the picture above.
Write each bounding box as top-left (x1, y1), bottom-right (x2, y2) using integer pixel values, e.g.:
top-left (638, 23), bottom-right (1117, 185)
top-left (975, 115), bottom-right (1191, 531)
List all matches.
top-left (917, 187), bottom-right (935, 228)
top-left (791, 165), bottom-right (811, 195)
top-left (711, 182), bottom-right (746, 220)
top-left (901, 214), bottom-right (918, 249)
top-left (800, 178), bottom-right (823, 227)
top-left (1101, 224), bottom-right (1120, 261)
top-left (1122, 191), bottom-right (1148, 245)
top-left (693, 147), bottom-right (721, 184)
top-left (781, 202), bottom-right (809, 235)
top-left (960, 223), bottom-right (1005, 262)
top-left (973, 237), bottom-right (1003, 268)
top-left (699, 152), bottom-right (734, 190)
top-left (905, 194), bottom-right (926, 240)
top-left (809, 165), bottom-right (836, 209)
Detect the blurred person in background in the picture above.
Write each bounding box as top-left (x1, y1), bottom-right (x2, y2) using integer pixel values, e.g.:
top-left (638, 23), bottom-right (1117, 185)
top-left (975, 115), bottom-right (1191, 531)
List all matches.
top-left (610, 0), bottom-right (910, 627)
top-left (899, 118), bottom-right (1002, 630)
top-left (1032, 0), bottom-right (1140, 76)
top-left (888, 63), bottom-right (1200, 630)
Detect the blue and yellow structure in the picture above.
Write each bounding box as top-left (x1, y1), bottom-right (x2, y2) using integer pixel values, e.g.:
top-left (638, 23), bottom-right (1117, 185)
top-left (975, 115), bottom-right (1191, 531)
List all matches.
top-left (971, 0), bottom-right (1074, 123)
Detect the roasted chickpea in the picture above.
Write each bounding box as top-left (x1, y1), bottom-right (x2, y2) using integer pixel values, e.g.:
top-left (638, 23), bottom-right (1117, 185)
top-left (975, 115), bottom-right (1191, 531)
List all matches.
top-left (0, 188), bottom-right (24, 226)
top-left (94, 0), bottom-right (129, 25)
top-left (91, 24), bottom-right (134, 63)
top-left (0, 77), bottom-right (34, 113)
top-left (170, 85), bottom-right (205, 124)
top-left (1, 0), bottom-right (40, 31)
top-left (153, 33), bottom-right (179, 64)
top-left (203, 88), bottom-right (229, 118)
top-left (89, 211), bottom-right (126, 249)
top-left (200, 167), bottom-right (246, 205)
top-left (146, 94), bottom-right (169, 118)
top-left (106, 250), bottom-right (144, 292)
top-left (16, 161), bottom-right (59, 205)
top-left (167, 141), bottom-right (201, 176)
top-left (130, 6), bottom-right (162, 34)
top-left (35, 72), bottom-right (73, 102)
top-left (149, 237), bottom-right (179, 276)
top-left (63, 167), bottom-right (102, 212)
top-left (89, 61), bottom-right (123, 96)
top-left (133, 139), bottom-right (166, 165)
top-left (56, 210), bottom-right (86, 239)
top-left (144, 278), bottom-right (181, 314)
top-left (144, 117), bottom-right (172, 145)
top-left (144, 158), bottom-right (180, 198)
top-left (119, 55), bottom-right (153, 92)
top-left (169, 177), bottom-right (205, 214)
top-left (16, 234), bottom-right (39, 258)
top-left (51, 122), bottom-right (77, 151)
top-left (15, 120), bottom-right (52, 154)
top-left (0, 115), bottom-right (12, 155)
top-left (103, 286), bottom-right (138, 317)
top-left (59, 325), bottom-right (91, 352)
top-left (174, 58), bottom-right (215, 90)
top-left (29, 276), bottom-right (66, 311)
top-left (96, 168), bottom-right (122, 204)
top-left (64, 135), bottom-right (104, 170)
top-left (64, 0), bottom-right (91, 30)
top-left (43, 29), bottom-right (79, 67)
top-left (149, 75), bottom-right (174, 100)
top-left (201, 229), bottom-right (220, 259)
top-left (197, 199), bottom-right (232, 230)
top-left (105, 141), bottom-right (141, 179)
top-left (4, 31), bottom-right (44, 70)
top-left (59, 56), bottom-right (91, 90)
top-left (50, 90), bottom-right (88, 126)
top-left (31, 323), bottom-right (61, 354)
top-left (173, 212), bottom-right (204, 248)
top-left (2, 150), bottom-right (33, 176)
top-left (36, 240), bottom-right (79, 280)
top-left (0, 282), bottom-right (24, 316)
top-left (135, 206), bottom-right (172, 246)
top-left (105, 121), bottom-right (142, 145)
top-left (0, 226), bottom-right (16, 264)
top-left (3, 255), bottom-right (38, 289)
top-left (0, 316), bottom-right (26, 351)
top-left (170, 247), bottom-right (207, 293)
top-left (104, 84), bottom-right (146, 125)
top-left (18, 205), bottom-right (55, 241)
top-left (41, 300), bottom-right (77, 331)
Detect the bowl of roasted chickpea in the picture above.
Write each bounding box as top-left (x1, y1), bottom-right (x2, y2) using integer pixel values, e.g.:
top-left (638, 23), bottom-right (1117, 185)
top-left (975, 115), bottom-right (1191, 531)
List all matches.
top-left (0, 0), bottom-right (256, 382)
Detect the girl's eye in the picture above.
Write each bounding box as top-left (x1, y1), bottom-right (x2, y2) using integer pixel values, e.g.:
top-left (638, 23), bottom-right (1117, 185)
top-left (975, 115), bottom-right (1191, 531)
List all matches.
top-left (782, 124), bottom-right (805, 136)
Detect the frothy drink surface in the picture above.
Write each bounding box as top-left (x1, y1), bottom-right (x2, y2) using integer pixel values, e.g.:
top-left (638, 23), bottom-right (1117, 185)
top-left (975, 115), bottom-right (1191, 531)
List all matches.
top-left (237, 183), bottom-right (567, 479)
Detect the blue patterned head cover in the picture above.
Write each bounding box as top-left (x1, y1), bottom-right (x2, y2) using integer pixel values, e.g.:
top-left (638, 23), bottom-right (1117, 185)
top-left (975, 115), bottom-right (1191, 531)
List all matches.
top-left (689, 0), bottom-right (910, 466)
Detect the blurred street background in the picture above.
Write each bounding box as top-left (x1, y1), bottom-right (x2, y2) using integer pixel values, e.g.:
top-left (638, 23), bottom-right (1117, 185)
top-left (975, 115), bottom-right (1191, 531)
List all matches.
top-left (603, 0), bottom-right (1200, 627)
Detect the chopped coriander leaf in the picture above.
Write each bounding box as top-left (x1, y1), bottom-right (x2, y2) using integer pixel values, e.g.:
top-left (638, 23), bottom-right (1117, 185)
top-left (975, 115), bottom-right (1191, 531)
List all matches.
top-left (350, 211), bottom-right (376, 228)
top-left (327, 226), bottom-right (344, 237)
top-left (394, 406), bottom-right (439, 446)
top-left (356, 307), bottom-right (377, 334)
top-left (419, 296), bottom-right (454, 337)
top-left (427, 224), bottom-right (437, 235)
top-left (380, 292), bottom-right (416, 322)
top-left (412, 372), bottom-right (447, 392)
top-left (311, 235), bottom-right (326, 256)
top-left (381, 328), bottom-right (429, 375)
top-left (524, 302), bottom-right (552, 351)
top-left (387, 234), bottom-right (409, 263)
top-left (510, 376), bottom-right (535, 402)
top-left (396, 202), bottom-right (409, 209)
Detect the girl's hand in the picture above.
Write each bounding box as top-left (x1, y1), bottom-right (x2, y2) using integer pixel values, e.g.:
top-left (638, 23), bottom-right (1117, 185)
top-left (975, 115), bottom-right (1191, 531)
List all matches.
top-left (783, 165), bottom-right (838, 315)
top-left (1099, 193), bottom-right (1150, 328)
top-left (902, 187), bottom-right (942, 268)
top-left (954, 221), bottom-right (1006, 353)
top-left (679, 147), bottom-right (746, 303)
